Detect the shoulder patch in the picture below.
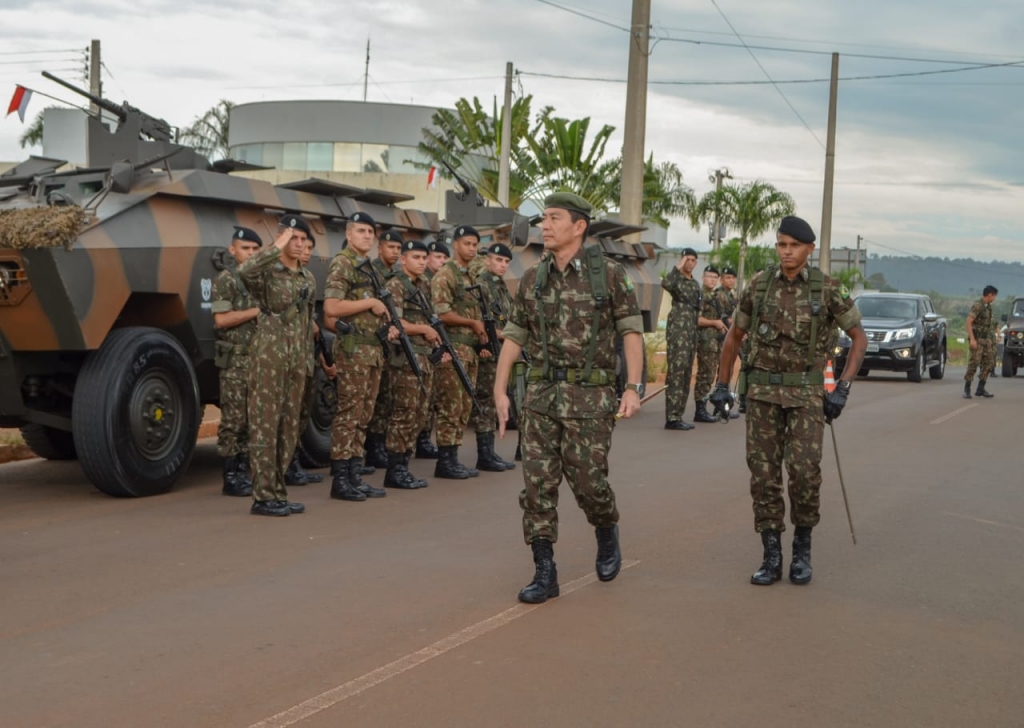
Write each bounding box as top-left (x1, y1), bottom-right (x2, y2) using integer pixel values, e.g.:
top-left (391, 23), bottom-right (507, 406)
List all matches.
top-left (839, 285), bottom-right (850, 299)
top-left (625, 277), bottom-right (635, 292)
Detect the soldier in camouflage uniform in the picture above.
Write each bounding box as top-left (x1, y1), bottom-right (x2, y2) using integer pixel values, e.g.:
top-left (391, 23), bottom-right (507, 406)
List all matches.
top-left (694, 265), bottom-right (727, 423)
top-left (414, 240), bottom-right (451, 459)
top-left (323, 211), bottom-right (392, 502)
top-left (238, 215), bottom-right (317, 517)
top-left (432, 225), bottom-right (490, 479)
top-left (365, 229), bottom-right (405, 468)
top-left (717, 266), bottom-right (741, 419)
top-left (495, 192), bottom-right (645, 604)
top-left (470, 242), bottom-right (517, 472)
top-left (712, 216), bottom-right (867, 585)
top-left (211, 226), bottom-right (262, 497)
top-left (964, 285), bottom-right (998, 399)
top-left (661, 248), bottom-right (701, 430)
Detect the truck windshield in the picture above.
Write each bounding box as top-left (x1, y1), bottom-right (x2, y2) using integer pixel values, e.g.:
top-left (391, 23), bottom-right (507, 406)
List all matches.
top-left (1014, 300), bottom-right (1024, 317)
top-left (856, 298), bottom-right (918, 319)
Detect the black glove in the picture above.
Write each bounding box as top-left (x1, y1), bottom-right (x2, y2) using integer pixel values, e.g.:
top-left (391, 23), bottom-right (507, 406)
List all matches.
top-left (823, 381), bottom-right (851, 424)
top-left (708, 383), bottom-right (735, 421)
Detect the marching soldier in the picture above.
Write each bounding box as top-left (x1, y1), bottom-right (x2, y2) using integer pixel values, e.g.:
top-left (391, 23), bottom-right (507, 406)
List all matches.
top-left (211, 226), bottom-right (262, 497)
top-left (964, 285), bottom-right (998, 398)
top-left (415, 240), bottom-right (451, 459)
top-left (694, 265), bottom-right (726, 423)
top-left (661, 248), bottom-right (701, 430)
top-left (711, 216), bottom-right (867, 585)
top-left (323, 211), bottom-right (392, 502)
top-left (238, 215), bottom-right (317, 516)
top-left (494, 192), bottom-right (645, 604)
top-left (365, 229), bottom-right (405, 469)
top-left (470, 242), bottom-right (517, 472)
top-left (431, 225), bottom-right (490, 478)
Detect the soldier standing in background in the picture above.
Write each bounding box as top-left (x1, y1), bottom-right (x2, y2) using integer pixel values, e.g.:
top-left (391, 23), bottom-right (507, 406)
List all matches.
top-left (238, 215), bottom-right (317, 516)
top-left (694, 265), bottom-right (727, 423)
top-left (471, 242), bottom-right (517, 472)
top-left (365, 229), bottom-right (405, 469)
top-left (494, 192), bottom-right (645, 604)
top-left (432, 225), bottom-right (490, 479)
top-left (324, 211), bottom-right (392, 502)
top-left (717, 266), bottom-right (741, 419)
top-left (964, 285), bottom-right (998, 399)
top-left (415, 240), bottom-right (451, 459)
top-left (211, 226), bottom-right (262, 497)
top-left (661, 248), bottom-right (701, 430)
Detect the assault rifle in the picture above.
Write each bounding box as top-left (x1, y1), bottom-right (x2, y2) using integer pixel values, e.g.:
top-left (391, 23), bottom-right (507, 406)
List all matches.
top-left (411, 287), bottom-right (481, 411)
top-left (357, 259), bottom-right (425, 394)
top-left (314, 318), bottom-right (350, 369)
top-left (466, 283), bottom-right (500, 358)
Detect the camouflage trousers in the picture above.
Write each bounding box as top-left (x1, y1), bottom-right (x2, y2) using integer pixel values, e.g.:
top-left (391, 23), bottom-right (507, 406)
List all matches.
top-left (965, 338), bottom-right (995, 381)
top-left (247, 356), bottom-right (307, 503)
top-left (298, 372), bottom-right (315, 437)
top-left (386, 357), bottom-right (434, 454)
top-left (216, 363), bottom-right (249, 458)
top-left (330, 346), bottom-right (383, 461)
top-left (366, 365), bottom-right (392, 436)
top-left (470, 360), bottom-right (497, 433)
top-left (695, 332), bottom-right (722, 403)
top-left (746, 397), bottom-right (824, 533)
top-left (665, 326), bottom-right (697, 421)
top-left (434, 344), bottom-right (478, 447)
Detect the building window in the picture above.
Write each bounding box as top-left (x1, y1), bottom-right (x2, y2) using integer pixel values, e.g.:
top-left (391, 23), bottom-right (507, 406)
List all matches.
top-left (389, 145), bottom-right (429, 174)
top-left (283, 142), bottom-right (307, 171)
top-left (362, 143), bottom-right (388, 173)
top-left (232, 144), bottom-right (262, 165)
top-left (307, 142), bottom-right (333, 172)
top-left (262, 143), bottom-right (284, 171)
top-left (333, 142), bottom-right (361, 172)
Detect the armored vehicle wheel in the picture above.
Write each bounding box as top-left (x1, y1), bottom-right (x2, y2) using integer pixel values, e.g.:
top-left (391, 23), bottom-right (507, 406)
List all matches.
top-left (19, 423), bottom-right (77, 460)
top-left (297, 364), bottom-right (335, 469)
top-left (72, 327), bottom-right (200, 497)
top-left (1003, 352), bottom-right (1015, 379)
top-left (907, 351), bottom-right (925, 383)
top-left (929, 346), bottom-right (946, 380)
top-left (614, 337), bottom-right (648, 400)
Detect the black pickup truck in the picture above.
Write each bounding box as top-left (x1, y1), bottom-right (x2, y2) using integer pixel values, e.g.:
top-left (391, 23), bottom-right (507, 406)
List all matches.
top-left (834, 292), bottom-right (947, 382)
top-left (1001, 297), bottom-right (1024, 378)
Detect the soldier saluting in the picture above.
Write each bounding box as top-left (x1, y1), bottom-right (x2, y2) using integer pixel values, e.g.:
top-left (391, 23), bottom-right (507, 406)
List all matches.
top-left (494, 192), bottom-right (645, 604)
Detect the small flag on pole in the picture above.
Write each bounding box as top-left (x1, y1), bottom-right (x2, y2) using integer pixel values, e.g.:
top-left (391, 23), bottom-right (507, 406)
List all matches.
top-left (6, 85), bottom-right (33, 122)
top-left (426, 165), bottom-right (437, 189)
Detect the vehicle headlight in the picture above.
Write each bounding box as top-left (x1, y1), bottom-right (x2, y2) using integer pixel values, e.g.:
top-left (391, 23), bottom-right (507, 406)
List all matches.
top-left (1015, 332), bottom-right (1024, 341)
top-left (892, 327), bottom-right (916, 340)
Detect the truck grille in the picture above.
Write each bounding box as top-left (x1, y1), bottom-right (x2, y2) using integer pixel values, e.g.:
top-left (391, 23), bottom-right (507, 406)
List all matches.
top-left (0, 254), bottom-right (31, 306)
top-left (865, 329), bottom-right (888, 342)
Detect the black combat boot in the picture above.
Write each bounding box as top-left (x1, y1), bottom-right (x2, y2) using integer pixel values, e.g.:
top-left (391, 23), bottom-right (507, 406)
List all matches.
top-left (365, 433), bottom-right (389, 469)
top-left (694, 401), bottom-right (717, 423)
top-left (738, 394), bottom-right (748, 414)
top-left (329, 459), bottom-right (366, 502)
top-left (476, 432), bottom-right (516, 472)
top-left (222, 455), bottom-right (252, 497)
top-left (790, 526), bottom-right (813, 585)
top-left (384, 452), bottom-right (424, 489)
top-left (664, 419), bottom-right (695, 431)
top-left (348, 457), bottom-right (385, 498)
top-left (976, 380), bottom-right (994, 398)
top-left (415, 431), bottom-right (439, 459)
top-left (284, 452), bottom-right (323, 485)
top-left (963, 381), bottom-right (972, 399)
top-left (250, 499), bottom-right (290, 516)
top-left (595, 524), bottom-right (622, 582)
top-left (403, 452), bottom-right (429, 488)
top-left (750, 529), bottom-right (783, 585)
top-left (518, 539), bottom-right (560, 604)
top-left (237, 453), bottom-right (254, 491)
top-left (354, 455), bottom-right (375, 476)
top-left (434, 445), bottom-right (471, 479)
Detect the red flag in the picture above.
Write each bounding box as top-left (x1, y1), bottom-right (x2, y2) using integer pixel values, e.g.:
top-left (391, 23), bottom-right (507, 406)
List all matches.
top-left (426, 165), bottom-right (437, 189)
top-left (6, 85), bottom-right (32, 122)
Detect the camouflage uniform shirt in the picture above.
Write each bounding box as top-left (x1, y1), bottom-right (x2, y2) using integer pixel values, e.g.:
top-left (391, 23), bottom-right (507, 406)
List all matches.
top-left (211, 268), bottom-right (257, 361)
top-left (431, 260), bottom-right (481, 346)
top-left (325, 247), bottom-right (385, 365)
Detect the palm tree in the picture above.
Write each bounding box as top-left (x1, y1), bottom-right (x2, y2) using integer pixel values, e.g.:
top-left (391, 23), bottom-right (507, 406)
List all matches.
top-left (606, 154), bottom-right (695, 227)
top-left (18, 110), bottom-right (47, 149)
top-left (179, 100), bottom-right (233, 161)
top-left (690, 181), bottom-right (795, 290)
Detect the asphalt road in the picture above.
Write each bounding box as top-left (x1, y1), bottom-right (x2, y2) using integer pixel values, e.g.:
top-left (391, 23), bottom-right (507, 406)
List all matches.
top-left (2, 367), bottom-right (1022, 728)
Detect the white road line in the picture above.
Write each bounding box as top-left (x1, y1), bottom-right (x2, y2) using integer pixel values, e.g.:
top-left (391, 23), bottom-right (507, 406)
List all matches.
top-left (930, 403), bottom-right (978, 425)
top-left (248, 560), bottom-right (641, 728)
top-left (944, 511), bottom-right (1024, 533)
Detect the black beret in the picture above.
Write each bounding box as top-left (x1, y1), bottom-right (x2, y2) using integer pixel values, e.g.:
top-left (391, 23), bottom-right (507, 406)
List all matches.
top-left (232, 226), bottom-right (262, 246)
top-left (705, 265), bottom-right (720, 275)
top-left (279, 214), bottom-right (311, 236)
top-left (402, 239), bottom-right (429, 254)
top-left (380, 230), bottom-right (404, 244)
top-left (778, 215), bottom-right (816, 244)
top-left (428, 240), bottom-right (450, 257)
top-left (488, 242), bottom-right (513, 260)
top-left (680, 247), bottom-right (698, 258)
top-left (452, 225), bottom-right (480, 241)
top-left (349, 211), bottom-right (376, 227)
top-left (721, 266), bottom-right (737, 276)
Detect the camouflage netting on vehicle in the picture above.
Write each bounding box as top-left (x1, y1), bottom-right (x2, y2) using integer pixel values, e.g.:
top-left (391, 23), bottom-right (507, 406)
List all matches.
top-left (0, 205), bottom-right (87, 250)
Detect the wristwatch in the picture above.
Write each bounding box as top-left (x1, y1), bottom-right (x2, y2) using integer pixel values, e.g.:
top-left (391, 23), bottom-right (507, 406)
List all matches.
top-left (624, 382), bottom-right (646, 398)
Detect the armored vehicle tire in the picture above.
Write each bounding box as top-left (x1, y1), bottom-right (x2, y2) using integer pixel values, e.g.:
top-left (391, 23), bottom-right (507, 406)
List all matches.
top-left (929, 346), bottom-right (946, 380)
top-left (72, 327), bottom-right (200, 497)
top-left (614, 337), bottom-right (648, 400)
top-left (297, 363), bottom-right (335, 469)
top-left (907, 351), bottom-right (925, 383)
top-left (1003, 353), bottom-right (1015, 378)
top-left (19, 423), bottom-right (77, 460)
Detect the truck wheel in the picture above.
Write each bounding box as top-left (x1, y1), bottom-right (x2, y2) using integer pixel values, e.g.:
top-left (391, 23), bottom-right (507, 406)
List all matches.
top-left (1003, 352), bottom-right (1015, 379)
top-left (907, 351), bottom-right (925, 383)
top-left (72, 327), bottom-right (200, 497)
top-left (929, 345), bottom-right (946, 380)
top-left (297, 365), bottom-right (335, 469)
top-left (19, 423), bottom-right (77, 460)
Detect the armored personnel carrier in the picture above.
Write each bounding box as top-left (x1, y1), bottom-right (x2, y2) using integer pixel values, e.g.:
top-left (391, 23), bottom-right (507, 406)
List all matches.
top-left (0, 73), bottom-right (439, 496)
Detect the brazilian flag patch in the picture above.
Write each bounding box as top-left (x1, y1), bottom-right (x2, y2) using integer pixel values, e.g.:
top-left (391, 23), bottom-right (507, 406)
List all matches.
top-left (626, 278), bottom-right (635, 292)
top-left (839, 285), bottom-right (850, 299)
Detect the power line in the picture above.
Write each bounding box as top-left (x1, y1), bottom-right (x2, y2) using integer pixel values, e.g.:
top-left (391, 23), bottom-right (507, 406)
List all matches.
top-left (0, 48), bottom-right (82, 56)
top-left (534, 0), bottom-right (630, 33)
top-left (225, 75), bottom-right (503, 91)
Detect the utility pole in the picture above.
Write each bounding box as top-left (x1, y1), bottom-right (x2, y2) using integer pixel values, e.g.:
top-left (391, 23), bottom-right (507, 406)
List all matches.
top-left (88, 39), bottom-right (101, 116)
top-left (618, 0), bottom-right (651, 242)
top-left (819, 52), bottom-right (840, 275)
top-left (855, 234), bottom-right (862, 281)
top-left (709, 167), bottom-right (732, 251)
top-left (363, 37), bottom-right (370, 102)
top-left (497, 61), bottom-right (514, 208)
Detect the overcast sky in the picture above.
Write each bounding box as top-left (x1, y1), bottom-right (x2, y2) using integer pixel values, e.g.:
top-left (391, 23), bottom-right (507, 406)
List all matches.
top-left (2, 0), bottom-right (1022, 262)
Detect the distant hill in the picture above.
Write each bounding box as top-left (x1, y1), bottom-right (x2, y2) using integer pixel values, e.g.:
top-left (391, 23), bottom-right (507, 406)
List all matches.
top-left (865, 255), bottom-right (1024, 297)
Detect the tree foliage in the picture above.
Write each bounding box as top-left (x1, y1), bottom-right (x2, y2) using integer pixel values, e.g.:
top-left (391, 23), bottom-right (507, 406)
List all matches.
top-left (179, 99), bottom-right (233, 161)
top-left (18, 110), bottom-right (48, 149)
top-left (708, 238), bottom-right (778, 275)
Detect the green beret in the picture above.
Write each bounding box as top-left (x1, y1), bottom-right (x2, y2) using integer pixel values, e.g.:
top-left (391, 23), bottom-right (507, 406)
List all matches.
top-left (543, 192), bottom-right (592, 218)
